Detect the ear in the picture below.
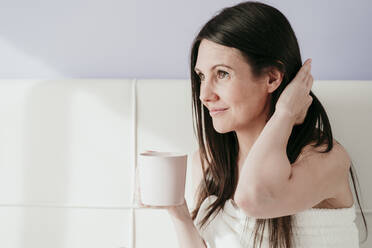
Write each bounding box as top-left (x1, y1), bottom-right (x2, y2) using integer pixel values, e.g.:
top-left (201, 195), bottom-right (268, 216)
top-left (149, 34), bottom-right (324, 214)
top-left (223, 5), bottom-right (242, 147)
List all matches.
top-left (266, 67), bottom-right (283, 93)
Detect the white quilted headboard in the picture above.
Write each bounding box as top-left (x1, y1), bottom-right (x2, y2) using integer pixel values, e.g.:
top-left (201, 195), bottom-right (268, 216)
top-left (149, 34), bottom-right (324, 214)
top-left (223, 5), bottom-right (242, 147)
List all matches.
top-left (0, 79), bottom-right (371, 248)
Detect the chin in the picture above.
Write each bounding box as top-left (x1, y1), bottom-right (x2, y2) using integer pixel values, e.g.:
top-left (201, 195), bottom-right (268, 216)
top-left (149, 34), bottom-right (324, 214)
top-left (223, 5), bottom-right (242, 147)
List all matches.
top-left (213, 125), bottom-right (233, 134)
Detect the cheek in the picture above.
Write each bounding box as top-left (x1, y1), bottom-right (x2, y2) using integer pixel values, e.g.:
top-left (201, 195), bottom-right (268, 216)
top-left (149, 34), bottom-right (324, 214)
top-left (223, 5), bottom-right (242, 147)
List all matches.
top-left (233, 92), bottom-right (265, 116)
top-left (225, 81), bottom-right (265, 113)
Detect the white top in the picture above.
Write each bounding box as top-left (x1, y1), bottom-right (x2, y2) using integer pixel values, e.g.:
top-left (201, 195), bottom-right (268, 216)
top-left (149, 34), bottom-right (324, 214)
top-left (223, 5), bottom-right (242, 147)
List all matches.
top-left (193, 195), bottom-right (359, 248)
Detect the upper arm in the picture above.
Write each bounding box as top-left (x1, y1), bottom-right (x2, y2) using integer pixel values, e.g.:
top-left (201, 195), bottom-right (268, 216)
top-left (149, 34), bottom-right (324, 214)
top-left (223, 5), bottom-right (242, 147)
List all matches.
top-left (239, 142), bottom-right (351, 218)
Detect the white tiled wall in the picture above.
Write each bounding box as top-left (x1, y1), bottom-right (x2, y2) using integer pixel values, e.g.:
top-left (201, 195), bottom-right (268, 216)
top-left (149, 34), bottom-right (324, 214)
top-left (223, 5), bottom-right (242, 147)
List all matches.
top-left (0, 79), bottom-right (371, 247)
top-left (134, 79), bottom-right (198, 247)
top-left (311, 81), bottom-right (372, 247)
top-left (0, 79), bottom-right (135, 248)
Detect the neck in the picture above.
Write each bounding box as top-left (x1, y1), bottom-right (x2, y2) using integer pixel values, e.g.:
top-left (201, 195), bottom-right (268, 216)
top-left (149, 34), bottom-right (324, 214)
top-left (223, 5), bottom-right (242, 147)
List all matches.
top-left (236, 102), bottom-right (271, 173)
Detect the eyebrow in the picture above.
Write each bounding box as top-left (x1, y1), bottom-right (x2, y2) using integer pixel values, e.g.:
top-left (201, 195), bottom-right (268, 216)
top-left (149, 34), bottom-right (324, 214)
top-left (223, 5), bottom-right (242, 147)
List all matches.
top-left (194, 64), bottom-right (233, 73)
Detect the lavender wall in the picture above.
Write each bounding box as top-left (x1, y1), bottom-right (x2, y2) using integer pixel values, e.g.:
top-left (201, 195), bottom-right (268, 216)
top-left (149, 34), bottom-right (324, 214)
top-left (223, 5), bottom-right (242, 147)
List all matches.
top-left (0, 0), bottom-right (371, 79)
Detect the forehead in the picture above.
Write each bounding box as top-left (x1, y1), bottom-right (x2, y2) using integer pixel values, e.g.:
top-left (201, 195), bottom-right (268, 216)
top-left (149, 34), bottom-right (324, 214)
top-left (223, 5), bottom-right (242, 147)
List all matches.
top-left (196, 39), bottom-right (244, 68)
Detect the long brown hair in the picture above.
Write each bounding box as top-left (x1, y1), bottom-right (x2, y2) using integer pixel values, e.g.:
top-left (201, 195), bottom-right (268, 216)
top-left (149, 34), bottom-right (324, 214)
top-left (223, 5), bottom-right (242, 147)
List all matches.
top-left (189, 1), bottom-right (368, 247)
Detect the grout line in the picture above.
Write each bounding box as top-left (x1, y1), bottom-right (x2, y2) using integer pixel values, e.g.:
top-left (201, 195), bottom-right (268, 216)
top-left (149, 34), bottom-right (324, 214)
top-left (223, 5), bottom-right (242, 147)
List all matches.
top-left (0, 203), bottom-right (371, 214)
top-left (130, 79), bottom-right (137, 248)
top-left (0, 204), bottom-right (148, 209)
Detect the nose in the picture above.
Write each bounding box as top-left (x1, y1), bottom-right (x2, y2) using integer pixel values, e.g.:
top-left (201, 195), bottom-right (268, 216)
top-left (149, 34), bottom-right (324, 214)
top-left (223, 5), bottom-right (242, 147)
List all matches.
top-left (199, 81), bottom-right (218, 105)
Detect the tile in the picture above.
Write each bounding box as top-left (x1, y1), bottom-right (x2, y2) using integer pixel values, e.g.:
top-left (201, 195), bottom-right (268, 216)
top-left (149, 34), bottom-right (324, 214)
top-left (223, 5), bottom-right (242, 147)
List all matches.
top-left (136, 79), bottom-right (198, 154)
top-left (0, 206), bottom-right (131, 248)
top-left (0, 79), bottom-right (134, 206)
top-left (134, 208), bottom-right (178, 248)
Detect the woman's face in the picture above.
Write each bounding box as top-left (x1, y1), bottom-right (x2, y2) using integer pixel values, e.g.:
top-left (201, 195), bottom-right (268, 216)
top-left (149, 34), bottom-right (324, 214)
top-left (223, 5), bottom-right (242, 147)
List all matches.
top-left (195, 39), bottom-right (271, 133)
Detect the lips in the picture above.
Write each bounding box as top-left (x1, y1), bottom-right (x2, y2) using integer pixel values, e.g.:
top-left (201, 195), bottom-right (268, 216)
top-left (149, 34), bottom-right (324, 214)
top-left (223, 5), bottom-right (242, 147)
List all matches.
top-left (209, 108), bottom-right (228, 116)
top-left (210, 108), bottom-right (228, 112)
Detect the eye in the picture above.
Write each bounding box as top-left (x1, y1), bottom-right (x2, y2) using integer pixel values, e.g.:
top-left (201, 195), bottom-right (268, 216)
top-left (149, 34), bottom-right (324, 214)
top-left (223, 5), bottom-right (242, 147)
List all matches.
top-left (217, 70), bottom-right (229, 79)
top-left (197, 72), bottom-right (205, 81)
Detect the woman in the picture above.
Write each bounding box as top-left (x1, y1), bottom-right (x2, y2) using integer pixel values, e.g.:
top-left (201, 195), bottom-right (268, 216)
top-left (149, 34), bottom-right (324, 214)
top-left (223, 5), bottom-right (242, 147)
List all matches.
top-left (136, 1), bottom-right (367, 247)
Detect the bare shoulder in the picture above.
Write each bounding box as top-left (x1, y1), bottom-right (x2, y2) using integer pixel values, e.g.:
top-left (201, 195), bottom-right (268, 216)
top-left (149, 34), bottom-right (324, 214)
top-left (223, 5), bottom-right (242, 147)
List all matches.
top-left (295, 139), bottom-right (353, 208)
top-left (296, 139), bottom-right (351, 168)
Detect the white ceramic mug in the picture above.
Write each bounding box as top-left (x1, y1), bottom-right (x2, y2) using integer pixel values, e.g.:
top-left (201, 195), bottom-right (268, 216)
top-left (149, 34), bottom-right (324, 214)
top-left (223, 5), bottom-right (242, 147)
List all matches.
top-left (138, 150), bottom-right (187, 206)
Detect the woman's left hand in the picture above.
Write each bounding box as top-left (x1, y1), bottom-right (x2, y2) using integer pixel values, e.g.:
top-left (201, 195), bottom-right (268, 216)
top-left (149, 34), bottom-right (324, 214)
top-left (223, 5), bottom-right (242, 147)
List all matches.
top-left (139, 197), bottom-right (191, 222)
top-left (275, 58), bottom-right (314, 125)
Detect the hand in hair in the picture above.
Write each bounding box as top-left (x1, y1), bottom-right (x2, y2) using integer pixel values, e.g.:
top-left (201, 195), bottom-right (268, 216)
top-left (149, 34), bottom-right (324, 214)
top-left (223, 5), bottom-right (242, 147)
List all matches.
top-left (275, 58), bottom-right (314, 125)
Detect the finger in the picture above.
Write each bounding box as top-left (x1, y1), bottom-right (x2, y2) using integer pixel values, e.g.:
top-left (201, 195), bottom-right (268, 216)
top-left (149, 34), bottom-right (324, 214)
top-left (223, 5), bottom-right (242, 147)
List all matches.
top-left (295, 59), bottom-right (312, 81)
top-left (135, 192), bottom-right (145, 207)
top-left (308, 75), bottom-right (314, 89)
top-left (134, 170), bottom-right (146, 207)
top-left (305, 58), bottom-right (312, 70)
top-left (300, 58), bottom-right (312, 71)
top-left (306, 74), bottom-right (314, 93)
top-left (145, 205), bottom-right (166, 209)
top-left (143, 150), bottom-right (158, 154)
top-left (304, 58), bottom-right (312, 66)
top-left (307, 96), bottom-right (313, 106)
top-left (305, 61), bottom-right (311, 75)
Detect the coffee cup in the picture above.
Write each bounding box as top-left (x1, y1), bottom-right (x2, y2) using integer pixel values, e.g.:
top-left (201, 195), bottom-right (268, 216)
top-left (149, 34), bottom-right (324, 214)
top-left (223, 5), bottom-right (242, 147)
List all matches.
top-left (138, 150), bottom-right (187, 206)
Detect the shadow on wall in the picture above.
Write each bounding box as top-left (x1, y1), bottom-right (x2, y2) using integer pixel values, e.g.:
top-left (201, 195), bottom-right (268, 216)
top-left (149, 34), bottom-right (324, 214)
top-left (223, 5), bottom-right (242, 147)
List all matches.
top-left (19, 80), bottom-right (132, 247)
